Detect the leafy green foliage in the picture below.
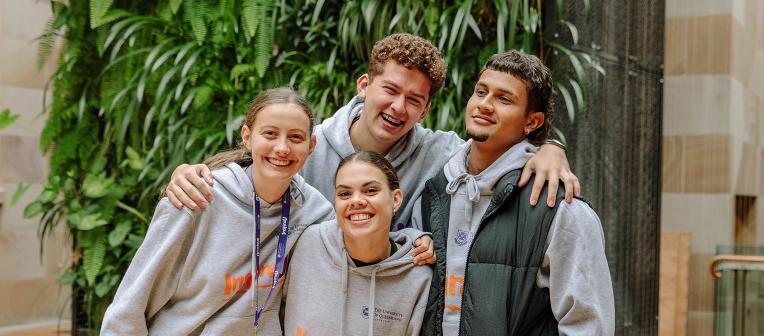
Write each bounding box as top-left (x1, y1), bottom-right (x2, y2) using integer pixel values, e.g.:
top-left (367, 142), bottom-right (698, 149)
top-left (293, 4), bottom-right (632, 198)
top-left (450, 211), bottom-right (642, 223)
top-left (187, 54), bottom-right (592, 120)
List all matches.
top-left (0, 108), bottom-right (19, 130)
top-left (31, 0), bottom-right (598, 330)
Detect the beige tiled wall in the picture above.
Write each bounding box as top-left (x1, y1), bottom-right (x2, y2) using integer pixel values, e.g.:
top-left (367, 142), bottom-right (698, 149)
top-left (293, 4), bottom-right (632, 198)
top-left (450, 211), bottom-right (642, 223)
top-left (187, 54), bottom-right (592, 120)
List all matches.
top-left (0, 0), bottom-right (69, 327)
top-left (662, 0), bottom-right (764, 334)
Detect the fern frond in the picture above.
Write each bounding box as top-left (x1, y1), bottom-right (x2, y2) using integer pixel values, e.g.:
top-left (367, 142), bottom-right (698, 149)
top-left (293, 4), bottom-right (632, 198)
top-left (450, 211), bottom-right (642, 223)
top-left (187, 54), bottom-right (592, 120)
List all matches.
top-left (184, 0), bottom-right (209, 44)
top-left (254, 0), bottom-right (275, 77)
top-left (83, 236), bottom-right (106, 286)
top-left (90, 0), bottom-right (115, 29)
top-left (36, 17), bottom-right (57, 71)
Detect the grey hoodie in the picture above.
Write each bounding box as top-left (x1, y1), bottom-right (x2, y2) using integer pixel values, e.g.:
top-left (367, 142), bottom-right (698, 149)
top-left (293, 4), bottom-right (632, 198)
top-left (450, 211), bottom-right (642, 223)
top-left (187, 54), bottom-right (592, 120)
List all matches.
top-left (283, 220), bottom-right (433, 336)
top-left (300, 96), bottom-right (464, 229)
top-left (423, 140), bottom-right (615, 336)
top-left (101, 162), bottom-right (334, 335)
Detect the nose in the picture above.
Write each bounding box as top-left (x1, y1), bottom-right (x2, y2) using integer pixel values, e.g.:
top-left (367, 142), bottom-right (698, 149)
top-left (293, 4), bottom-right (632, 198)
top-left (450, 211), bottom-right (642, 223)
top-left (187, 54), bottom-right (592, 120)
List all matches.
top-left (477, 95), bottom-right (493, 113)
top-left (349, 192), bottom-right (366, 208)
top-left (390, 94), bottom-right (405, 114)
top-left (274, 137), bottom-right (290, 155)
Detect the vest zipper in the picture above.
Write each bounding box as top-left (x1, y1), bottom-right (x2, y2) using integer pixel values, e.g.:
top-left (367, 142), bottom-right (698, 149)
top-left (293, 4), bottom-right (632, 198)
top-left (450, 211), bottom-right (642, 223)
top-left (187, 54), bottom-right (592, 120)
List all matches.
top-left (457, 184), bottom-right (514, 336)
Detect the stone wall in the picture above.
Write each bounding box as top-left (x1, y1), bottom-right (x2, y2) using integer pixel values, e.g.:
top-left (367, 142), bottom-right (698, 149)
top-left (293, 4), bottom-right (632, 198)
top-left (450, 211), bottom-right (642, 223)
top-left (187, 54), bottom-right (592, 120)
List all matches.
top-left (662, 0), bottom-right (764, 334)
top-left (0, 0), bottom-right (70, 327)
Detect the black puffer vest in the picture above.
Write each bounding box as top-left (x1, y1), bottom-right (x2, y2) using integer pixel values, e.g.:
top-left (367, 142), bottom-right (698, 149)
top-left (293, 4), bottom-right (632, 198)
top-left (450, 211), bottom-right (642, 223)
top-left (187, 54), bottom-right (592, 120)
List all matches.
top-left (421, 169), bottom-right (563, 336)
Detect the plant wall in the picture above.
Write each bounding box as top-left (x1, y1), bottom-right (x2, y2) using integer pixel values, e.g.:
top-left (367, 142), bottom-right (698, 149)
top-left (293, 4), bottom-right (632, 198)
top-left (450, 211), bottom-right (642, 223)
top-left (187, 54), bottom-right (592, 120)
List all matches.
top-left (28, 0), bottom-right (599, 330)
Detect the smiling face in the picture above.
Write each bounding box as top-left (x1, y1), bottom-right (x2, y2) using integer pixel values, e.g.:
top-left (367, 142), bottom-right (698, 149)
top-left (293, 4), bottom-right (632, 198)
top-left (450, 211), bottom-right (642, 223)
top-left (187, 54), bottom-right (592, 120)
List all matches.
top-left (354, 61), bottom-right (432, 151)
top-left (241, 103), bottom-right (316, 185)
top-left (465, 69), bottom-right (544, 151)
top-left (334, 160), bottom-right (403, 245)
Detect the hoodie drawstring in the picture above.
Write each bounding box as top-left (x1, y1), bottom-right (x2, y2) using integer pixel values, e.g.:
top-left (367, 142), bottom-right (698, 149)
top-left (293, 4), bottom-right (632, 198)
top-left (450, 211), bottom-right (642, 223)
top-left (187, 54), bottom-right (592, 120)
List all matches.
top-left (367, 268), bottom-right (377, 336)
top-left (446, 173), bottom-right (480, 202)
top-left (339, 253), bottom-right (349, 336)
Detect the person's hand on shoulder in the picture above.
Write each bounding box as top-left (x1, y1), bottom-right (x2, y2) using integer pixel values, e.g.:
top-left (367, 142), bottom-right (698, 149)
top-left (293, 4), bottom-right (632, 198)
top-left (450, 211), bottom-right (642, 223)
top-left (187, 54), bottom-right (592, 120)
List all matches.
top-left (519, 143), bottom-right (581, 207)
top-left (165, 163), bottom-right (214, 209)
top-left (412, 235), bottom-right (436, 266)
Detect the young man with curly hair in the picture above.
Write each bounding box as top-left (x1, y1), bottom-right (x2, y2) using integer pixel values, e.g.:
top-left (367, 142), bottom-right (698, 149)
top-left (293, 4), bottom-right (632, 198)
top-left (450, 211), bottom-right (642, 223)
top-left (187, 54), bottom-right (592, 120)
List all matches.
top-left (164, 33), bottom-right (580, 232)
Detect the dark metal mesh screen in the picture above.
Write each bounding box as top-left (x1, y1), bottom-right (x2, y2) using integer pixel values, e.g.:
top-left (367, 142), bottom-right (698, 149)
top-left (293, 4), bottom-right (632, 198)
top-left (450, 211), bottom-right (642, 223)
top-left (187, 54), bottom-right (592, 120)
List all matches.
top-left (546, 1), bottom-right (664, 334)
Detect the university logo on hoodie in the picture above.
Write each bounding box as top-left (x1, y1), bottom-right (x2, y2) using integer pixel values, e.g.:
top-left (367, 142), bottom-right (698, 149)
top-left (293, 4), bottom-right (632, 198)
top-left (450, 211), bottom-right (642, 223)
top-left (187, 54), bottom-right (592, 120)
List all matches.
top-left (223, 262), bottom-right (283, 297)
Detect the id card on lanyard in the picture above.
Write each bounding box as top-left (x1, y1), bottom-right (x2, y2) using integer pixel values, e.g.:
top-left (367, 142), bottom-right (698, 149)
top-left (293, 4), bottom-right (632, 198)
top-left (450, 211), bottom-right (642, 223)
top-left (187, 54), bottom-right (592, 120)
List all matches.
top-left (246, 166), bottom-right (291, 327)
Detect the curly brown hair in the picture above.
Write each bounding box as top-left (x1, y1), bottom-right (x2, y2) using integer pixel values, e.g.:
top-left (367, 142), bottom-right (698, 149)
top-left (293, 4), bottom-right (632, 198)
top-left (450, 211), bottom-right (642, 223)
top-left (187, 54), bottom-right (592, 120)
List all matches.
top-left (367, 33), bottom-right (447, 98)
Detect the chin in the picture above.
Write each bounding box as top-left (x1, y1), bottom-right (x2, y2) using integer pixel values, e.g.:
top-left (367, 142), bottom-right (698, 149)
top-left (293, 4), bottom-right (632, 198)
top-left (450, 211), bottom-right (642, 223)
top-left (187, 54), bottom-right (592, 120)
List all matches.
top-left (466, 131), bottom-right (490, 142)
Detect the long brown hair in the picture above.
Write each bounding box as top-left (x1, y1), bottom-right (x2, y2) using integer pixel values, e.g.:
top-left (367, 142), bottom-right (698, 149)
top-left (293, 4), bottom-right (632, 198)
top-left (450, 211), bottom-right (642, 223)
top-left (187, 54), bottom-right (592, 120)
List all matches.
top-left (204, 87), bottom-right (315, 169)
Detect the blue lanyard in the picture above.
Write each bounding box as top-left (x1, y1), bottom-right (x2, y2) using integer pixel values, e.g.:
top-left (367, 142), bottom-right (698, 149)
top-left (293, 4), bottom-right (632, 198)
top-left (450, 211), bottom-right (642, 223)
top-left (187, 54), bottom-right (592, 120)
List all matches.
top-left (246, 166), bottom-right (291, 327)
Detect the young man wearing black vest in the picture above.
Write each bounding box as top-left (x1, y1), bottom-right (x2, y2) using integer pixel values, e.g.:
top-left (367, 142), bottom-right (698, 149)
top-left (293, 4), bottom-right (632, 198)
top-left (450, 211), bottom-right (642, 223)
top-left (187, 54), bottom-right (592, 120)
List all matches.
top-left (417, 51), bottom-right (614, 336)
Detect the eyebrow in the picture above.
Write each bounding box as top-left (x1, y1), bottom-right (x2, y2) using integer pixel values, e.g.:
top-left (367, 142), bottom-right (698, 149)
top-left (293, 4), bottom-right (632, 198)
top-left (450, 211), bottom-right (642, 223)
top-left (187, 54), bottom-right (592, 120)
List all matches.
top-left (381, 80), bottom-right (426, 102)
top-left (335, 180), bottom-right (382, 190)
top-left (476, 81), bottom-right (519, 100)
top-left (258, 125), bottom-right (308, 133)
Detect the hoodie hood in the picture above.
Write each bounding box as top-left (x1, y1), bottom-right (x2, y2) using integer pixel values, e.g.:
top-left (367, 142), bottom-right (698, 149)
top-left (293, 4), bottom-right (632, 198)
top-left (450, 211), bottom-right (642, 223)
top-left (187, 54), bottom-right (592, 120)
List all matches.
top-left (318, 220), bottom-right (421, 277)
top-left (444, 140), bottom-right (537, 201)
top-left (215, 162), bottom-right (309, 207)
top-left (283, 221), bottom-right (432, 336)
top-left (321, 96), bottom-right (432, 170)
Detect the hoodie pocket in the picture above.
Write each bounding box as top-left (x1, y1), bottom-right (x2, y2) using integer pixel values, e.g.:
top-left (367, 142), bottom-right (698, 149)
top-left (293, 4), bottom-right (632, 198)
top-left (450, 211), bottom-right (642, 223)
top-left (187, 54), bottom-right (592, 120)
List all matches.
top-left (201, 310), bottom-right (282, 336)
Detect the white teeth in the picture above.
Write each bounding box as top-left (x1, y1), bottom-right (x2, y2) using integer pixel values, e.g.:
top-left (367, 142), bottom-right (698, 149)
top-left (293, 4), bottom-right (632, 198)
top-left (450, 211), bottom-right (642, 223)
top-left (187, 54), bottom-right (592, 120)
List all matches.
top-left (381, 113), bottom-right (404, 126)
top-left (267, 158), bottom-right (290, 167)
top-left (350, 213), bottom-right (371, 221)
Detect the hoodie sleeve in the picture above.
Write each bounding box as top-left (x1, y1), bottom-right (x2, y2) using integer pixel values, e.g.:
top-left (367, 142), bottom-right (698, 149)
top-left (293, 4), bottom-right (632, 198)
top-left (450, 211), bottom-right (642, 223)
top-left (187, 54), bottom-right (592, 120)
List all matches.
top-left (101, 199), bottom-right (196, 335)
top-left (537, 200), bottom-right (615, 336)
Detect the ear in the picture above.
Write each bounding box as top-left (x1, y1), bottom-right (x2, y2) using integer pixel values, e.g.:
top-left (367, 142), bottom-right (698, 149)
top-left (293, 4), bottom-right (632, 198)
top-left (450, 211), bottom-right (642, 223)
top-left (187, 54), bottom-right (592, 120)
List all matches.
top-left (308, 133), bottom-right (317, 155)
top-left (356, 74), bottom-right (370, 99)
top-left (391, 188), bottom-right (404, 213)
top-left (525, 112), bottom-right (545, 134)
top-left (241, 125), bottom-right (252, 150)
top-left (418, 100), bottom-right (431, 121)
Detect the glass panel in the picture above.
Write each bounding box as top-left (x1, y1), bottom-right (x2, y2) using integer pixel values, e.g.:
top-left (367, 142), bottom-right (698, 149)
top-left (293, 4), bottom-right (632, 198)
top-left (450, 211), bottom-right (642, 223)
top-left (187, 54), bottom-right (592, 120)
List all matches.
top-left (714, 246), bottom-right (764, 336)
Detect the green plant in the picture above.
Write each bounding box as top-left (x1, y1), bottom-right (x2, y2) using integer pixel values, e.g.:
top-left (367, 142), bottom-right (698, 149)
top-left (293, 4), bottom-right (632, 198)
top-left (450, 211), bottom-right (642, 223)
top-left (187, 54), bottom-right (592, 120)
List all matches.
top-left (28, 0), bottom-right (599, 331)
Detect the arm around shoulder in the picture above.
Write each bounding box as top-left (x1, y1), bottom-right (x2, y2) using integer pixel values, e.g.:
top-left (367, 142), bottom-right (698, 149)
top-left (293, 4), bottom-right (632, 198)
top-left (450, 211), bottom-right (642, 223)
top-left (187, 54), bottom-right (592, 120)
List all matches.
top-left (542, 200), bottom-right (615, 336)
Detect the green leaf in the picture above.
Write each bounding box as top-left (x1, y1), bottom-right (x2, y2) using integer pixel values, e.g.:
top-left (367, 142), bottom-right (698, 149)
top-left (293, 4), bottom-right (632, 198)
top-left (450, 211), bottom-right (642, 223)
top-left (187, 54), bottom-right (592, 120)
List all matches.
top-left (58, 270), bottom-right (78, 285)
top-left (184, 0), bottom-right (209, 43)
top-left (560, 20), bottom-right (579, 45)
top-left (125, 146), bottom-right (143, 171)
top-left (83, 173), bottom-right (115, 198)
top-left (424, 2), bottom-right (439, 36)
top-left (37, 17), bottom-right (57, 70)
top-left (556, 83), bottom-right (576, 124)
top-left (108, 221), bottom-right (132, 247)
top-left (0, 108), bottom-right (19, 130)
top-left (76, 213), bottom-right (109, 231)
top-left (96, 9), bottom-right (131, 28)
top-left (10, 183), bottom-right (30, 207)
top-left (95, 279), bottom-right (112, 297)
top-left (170, 0), bottom-right (183, 14)
top-left (23, 201), bottom-right (44, 218)
top-left (89, 0), bottom-right (114, 29)
top-left (83, 237), bottom-right (106, 286)
top-left (254, 1), bottom-right (275, 77)
top-left (241, 1), bottom-right (259, 41)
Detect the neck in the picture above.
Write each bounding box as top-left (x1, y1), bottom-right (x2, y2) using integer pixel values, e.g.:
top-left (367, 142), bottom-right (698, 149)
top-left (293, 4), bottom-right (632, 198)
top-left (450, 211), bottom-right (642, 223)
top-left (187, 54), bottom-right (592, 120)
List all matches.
top-left (251, 172), bottom-right (290, 204)
top-left (349, 118), bottom-right (395, 155)
top-left (344, 233), bottom-right (391, 264)
top-left (467, 141), bottom-right (511, 175)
